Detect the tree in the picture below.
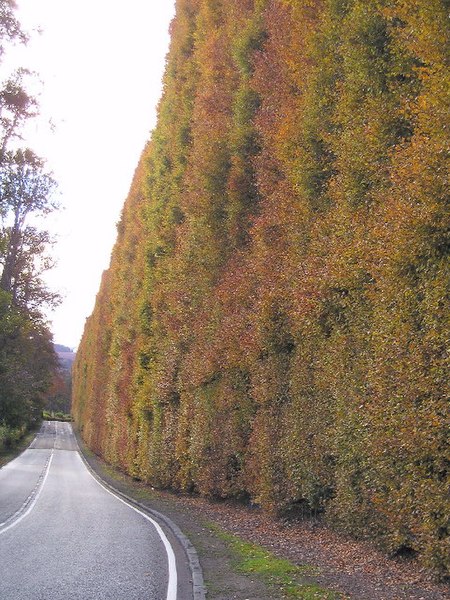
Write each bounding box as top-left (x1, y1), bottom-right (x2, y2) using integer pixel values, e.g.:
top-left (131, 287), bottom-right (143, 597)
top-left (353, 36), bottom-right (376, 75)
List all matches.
top-left (0, 0), bottom-right (26, 58)
top-left (0, 0), bottom-right (60, 435)
top-left (0, 69), bottom-right (37, 161)
top-left (0, 292), bottom-right (57, 427)
top-left (0, 148), bottom-right (58, 310)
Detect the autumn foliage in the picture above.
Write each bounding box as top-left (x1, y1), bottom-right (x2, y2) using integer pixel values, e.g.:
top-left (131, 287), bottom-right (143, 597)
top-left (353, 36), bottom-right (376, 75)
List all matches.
top-left (72, 0), bottom-right (449, 578)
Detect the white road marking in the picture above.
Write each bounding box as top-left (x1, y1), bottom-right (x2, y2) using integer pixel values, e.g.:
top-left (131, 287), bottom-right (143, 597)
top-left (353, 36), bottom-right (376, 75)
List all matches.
top-left (1, 423), bottom-right (177, 599)
top-left (81, 453), bottom-right (178, 600)
top-left (0, 450), bottom-right (54, 535)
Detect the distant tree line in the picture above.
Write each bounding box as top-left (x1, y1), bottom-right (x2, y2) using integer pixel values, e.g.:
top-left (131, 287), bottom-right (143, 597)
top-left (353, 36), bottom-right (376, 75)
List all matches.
top-left (0, 0), bottom-right (60, 447)
top-left (45, 345), bottom-right (74, 416)
top-left (72, 0), bottom-right (449, 579)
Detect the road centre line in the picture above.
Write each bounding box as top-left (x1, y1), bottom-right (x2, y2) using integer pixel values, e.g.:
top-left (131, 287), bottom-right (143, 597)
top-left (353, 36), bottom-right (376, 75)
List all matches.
top-left (80, 452), bottom-right (178, 600)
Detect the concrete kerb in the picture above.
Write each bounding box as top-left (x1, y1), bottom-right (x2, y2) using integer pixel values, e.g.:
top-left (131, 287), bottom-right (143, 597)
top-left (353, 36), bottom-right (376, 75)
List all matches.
top-left (76, 442), bottom-right (206, 600)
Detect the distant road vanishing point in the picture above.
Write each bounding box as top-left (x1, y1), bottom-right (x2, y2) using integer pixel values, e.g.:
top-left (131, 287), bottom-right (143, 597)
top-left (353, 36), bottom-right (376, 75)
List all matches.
top-left (0, 421), bottom-right (190, 600)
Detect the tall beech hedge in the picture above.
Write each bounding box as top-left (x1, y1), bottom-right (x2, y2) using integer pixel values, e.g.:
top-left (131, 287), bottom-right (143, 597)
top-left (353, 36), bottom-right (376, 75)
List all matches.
top-left (73, 0), bottom-right (449, 578)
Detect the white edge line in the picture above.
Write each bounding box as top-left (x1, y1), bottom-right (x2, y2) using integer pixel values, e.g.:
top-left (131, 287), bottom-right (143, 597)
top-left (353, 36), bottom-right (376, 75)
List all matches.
top-left (0, 450), bottom-right (54, 535)
top-left (81, 453), bottom-right (178, 600)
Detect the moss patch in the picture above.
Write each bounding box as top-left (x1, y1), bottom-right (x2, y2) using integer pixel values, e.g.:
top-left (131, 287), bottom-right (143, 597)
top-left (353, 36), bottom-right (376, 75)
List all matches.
top-left (209, 523), bottom-right (345, 599)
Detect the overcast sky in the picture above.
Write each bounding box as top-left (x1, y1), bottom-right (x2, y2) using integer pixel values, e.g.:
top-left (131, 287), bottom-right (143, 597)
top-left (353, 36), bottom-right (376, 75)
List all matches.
top-left (12, 0), bottom-right (176, 349)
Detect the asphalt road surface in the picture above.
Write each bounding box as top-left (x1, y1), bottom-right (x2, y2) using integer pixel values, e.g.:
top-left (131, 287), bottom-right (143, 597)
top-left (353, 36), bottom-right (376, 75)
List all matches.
top-left (0, 421), bottom-right (187, 600)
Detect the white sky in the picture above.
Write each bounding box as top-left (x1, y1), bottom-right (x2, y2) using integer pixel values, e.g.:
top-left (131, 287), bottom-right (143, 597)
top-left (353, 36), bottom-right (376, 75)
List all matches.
top-left (11, 0), bottom-right (176, 349)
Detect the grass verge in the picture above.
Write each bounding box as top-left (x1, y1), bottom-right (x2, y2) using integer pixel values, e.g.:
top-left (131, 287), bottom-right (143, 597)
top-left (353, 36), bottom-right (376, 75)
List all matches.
top-left (208, 523), bottom-right (345, 599)
top-left (0, 426), bottom-right (39, 468)
top-left (42, 410), bottom-right (73, 422)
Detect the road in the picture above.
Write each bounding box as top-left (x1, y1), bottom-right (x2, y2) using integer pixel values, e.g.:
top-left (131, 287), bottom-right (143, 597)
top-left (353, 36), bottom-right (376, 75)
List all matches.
top-left (0, 421), bottom-right (187, 600)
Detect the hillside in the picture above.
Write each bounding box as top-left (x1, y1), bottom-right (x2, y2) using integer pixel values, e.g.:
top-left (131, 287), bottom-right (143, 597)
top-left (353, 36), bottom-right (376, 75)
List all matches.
top-left (54, 345), bottom-right (76, 370)
top-left (72, 0), bottom-right (449, 579)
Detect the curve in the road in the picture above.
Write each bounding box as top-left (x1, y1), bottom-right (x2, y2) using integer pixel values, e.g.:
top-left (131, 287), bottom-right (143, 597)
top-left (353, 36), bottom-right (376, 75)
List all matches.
top-left (83, 459), bottom-right (177, 600)
top-left (0, 421), bottom-right (179, 600)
